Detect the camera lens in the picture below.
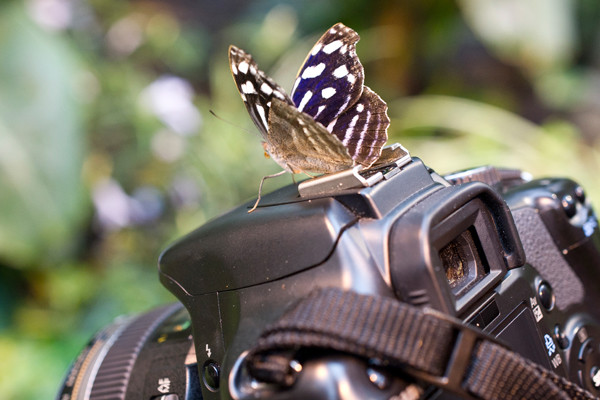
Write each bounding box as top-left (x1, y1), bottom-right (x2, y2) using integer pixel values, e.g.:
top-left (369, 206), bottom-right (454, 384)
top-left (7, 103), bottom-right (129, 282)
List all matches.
top-left (57, 304), bottom-right (196, 400)
top-left (439, 229), bottom-right (486, 296)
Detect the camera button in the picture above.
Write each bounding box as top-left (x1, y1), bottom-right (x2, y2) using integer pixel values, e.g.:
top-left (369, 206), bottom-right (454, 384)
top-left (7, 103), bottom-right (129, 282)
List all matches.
top-left (591, 366), bottom-right (600, 389)
top-left (202, 360), bottom-right (220, 392)
top-left (561, 194), bottom-right (577, 218)
top-left (366, 365), bottom-right (391, 390)
top-left (578, 338), bottom-right (596, 363)
top-left (575, 186), bottom-right (586, 203)
top-left (553, 324), bottom-right (570, 349)
top-left (537, 281), bottom-right (555, 311)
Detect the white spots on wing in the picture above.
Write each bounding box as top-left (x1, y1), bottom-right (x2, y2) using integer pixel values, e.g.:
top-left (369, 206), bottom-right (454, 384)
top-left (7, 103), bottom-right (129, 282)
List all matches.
top-left (326, 119), bottom-right (337, 133)
top-left (301, 63), bottom-right (326, 79)
top-left (311, 43), bottom-right (323, 56)
top-left (241, 81), bottom-right (256, 94)
top-left (343, 114), bottom-right (360, 146)
top-left (356, 103), bottom-right (364, 112)
top-left (340, 45), bottom-right (347, 54)
top-left (333, 96), bottom-right (351, 120)
top-left (321, 87), bottom-right (336, 99)
top-left (315, 105), bottom-right (326, 118)
top-left (347, 74), bottom-right (356, 84)
top-left (353, 110), bottom-right (371, 159)
top-left (238, 61), bottom-right (249, 74)
top-left (333, 65), bottom-right (349, 79)
top-left (250, 65), bottom-right (257, 75)
top-left (240, 93), bottom-right (247, 101)
top-left (292, 77), bottom-right (301, 95)
top-left (260, 82), bottom-right (273, 95)
top-left (329, 27), bottom-right (337, 34)
top-left (267, 101), bottom-right (271, 107)
top-left (255, 104), bottom-right (268, 129)
top-left (273, 90), bottom-right (286, 100)
top-left (297, 90), bottom-right (313, 112)
top-left (231, 62), bottom-right (238, 75)
top-left (323, 40), bottom-right (343, 54)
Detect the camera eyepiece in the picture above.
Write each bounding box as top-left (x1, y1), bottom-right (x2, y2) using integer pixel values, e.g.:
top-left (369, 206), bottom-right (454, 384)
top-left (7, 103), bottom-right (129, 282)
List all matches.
top-left (439, 228), bottom-right (487, 296)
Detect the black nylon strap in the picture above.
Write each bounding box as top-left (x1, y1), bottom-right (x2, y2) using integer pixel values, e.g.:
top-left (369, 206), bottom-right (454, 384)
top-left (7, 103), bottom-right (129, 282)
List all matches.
top-left (249, 287), bottom-right (455, 376)
top-left (467, 341), bottom-right (596, 400)
top-left (246, 288), bottom-right (597, 400)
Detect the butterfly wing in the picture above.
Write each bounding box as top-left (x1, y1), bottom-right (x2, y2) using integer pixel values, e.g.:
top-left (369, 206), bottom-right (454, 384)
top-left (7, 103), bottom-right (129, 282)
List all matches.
top-left (291, 23), bottom-right (389, 169)
top-left (290, 23), bottom-right (364, 129)
top-left (230, 23), bottom-right (390, 173)
top-left (327, 86), bottom-right (389, 167)
top-left (229, 45), bottom-right (294, 138)
top-left (266, 98), bottom-right (354, 174)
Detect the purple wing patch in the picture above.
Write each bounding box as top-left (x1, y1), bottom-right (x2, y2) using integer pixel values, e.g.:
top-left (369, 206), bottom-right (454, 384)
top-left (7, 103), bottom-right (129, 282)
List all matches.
top-left (291, 23), bottom-right (364, 130)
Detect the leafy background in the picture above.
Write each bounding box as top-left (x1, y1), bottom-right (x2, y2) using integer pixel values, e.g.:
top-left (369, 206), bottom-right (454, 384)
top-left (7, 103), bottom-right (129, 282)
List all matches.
top-left (2, 0), bottom-right (600, 398)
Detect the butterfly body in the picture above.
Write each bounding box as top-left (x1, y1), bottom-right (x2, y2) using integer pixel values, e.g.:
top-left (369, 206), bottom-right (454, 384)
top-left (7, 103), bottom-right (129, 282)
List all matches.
top-left (229, 23), bottom-right (389, 211)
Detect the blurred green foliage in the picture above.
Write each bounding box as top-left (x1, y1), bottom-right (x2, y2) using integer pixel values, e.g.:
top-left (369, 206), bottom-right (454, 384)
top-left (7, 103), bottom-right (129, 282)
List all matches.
top-left (2, 0), bottom-right (600, 398)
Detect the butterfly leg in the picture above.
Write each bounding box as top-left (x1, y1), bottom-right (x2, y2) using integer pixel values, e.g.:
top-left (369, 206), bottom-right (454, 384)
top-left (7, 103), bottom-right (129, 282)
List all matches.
top-left (301, 171), bottom-right (318, 179)
top-left (290, 172), bottom-right (310, 185)
top-left (248, 170), bottom-right (288, 213)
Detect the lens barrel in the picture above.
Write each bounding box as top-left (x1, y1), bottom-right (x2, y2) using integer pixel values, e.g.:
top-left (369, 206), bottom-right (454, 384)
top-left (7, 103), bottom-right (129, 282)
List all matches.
top-left (56, 303), bottom-right (187, 400)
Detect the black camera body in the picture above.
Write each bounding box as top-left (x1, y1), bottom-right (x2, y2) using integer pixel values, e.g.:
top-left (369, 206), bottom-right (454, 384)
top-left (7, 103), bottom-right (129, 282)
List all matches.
top-left (57, 153), bottom-right (600, 400)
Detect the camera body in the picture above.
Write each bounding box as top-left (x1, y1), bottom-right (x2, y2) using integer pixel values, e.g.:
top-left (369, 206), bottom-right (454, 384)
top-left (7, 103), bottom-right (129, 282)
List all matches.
top-left (57, 153), bottom-right (600, 400)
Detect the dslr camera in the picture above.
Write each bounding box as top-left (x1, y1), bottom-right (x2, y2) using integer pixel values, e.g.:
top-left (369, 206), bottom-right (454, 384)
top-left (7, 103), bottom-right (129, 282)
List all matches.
top-left (57, 145), bottom-right (600, 399)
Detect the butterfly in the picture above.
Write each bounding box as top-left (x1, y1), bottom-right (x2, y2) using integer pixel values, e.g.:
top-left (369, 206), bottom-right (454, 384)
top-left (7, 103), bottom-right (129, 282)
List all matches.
top-left (229, 22), bottom-right (389, 211)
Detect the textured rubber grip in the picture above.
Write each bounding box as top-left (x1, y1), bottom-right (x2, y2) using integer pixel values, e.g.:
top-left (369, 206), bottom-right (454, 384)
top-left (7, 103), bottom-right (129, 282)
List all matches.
top-left (511, 207), bottom-right (584, 309)
top-left (89, 304), bottom-right (181, 400)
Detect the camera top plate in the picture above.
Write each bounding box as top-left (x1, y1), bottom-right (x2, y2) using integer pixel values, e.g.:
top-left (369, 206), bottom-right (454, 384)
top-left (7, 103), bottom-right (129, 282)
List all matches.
top-left (297, 143), bottom-right (411, 198)
top-left (158, 147), bottom-right (428, 298)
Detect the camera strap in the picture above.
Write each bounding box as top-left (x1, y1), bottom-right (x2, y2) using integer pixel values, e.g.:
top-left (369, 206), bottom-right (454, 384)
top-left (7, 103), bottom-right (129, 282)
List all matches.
top-left (246, 288), bottom-right (596, 400)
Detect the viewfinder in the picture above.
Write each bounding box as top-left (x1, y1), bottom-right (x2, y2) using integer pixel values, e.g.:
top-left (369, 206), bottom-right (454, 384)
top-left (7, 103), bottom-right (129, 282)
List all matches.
top-left (439, 228), bottom-right (487, 297)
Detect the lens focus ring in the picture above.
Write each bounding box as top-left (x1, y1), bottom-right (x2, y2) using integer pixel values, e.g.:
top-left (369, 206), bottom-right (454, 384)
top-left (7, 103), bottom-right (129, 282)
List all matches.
top-left (58, 304), bottom-right (182, 400)
top-left (88, 304), bottom-right (181, 400)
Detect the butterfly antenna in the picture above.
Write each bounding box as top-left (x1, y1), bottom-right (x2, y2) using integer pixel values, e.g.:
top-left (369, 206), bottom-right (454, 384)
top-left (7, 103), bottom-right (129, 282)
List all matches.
top-left (248, 170), bottom-right (288, 213)
top-left (209, 109), bottom-right (256, 135)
